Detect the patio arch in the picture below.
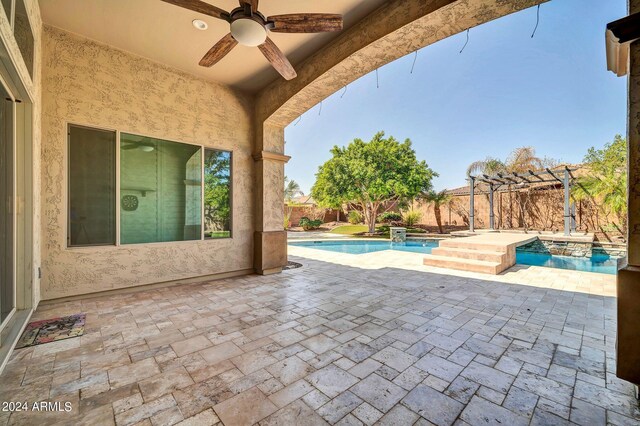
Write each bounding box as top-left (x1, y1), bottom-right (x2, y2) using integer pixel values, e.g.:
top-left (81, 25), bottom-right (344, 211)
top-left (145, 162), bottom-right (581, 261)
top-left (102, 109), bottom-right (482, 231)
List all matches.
top-left (251, 0), bottom-right (548, 274)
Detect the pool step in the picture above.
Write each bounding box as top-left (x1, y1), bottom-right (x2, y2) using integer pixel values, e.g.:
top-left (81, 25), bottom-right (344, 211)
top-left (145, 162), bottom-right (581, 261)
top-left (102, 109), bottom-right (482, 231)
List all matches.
top-left (424, 234), bottom-right (537, 274)
top-left (431, 247), bottom-right (506, 263)
top-left (438, 238), bottom-right (512, 253)
top-left (423, 255), bottom-right (502, 274)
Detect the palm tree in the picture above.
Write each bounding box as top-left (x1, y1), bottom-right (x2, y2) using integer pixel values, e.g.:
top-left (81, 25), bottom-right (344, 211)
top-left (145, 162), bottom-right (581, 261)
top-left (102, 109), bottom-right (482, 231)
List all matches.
top-left (466, 157), bottom-right (506, 177)
top-left (284, 176), bottom-right (304, 203)
top-left (467, 147), bottom-right (544, 229)
top-left (505, 146), bottom-right (543, 173)
top-left (423, 190), bottom-right (453, 234)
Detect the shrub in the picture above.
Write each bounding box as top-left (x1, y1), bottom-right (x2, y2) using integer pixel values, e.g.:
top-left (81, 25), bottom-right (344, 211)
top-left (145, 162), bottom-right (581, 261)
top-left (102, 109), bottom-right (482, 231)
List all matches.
top-left (377, 225), bottom-right (390, 234)
top-left (299, 217), bottom-right (323, 230)
top-left (403, 210), bottom-right (422, 227)
top-left (377, 212), bottom-right (402, 223)
top-left (348, 210), bottom-right (362, 224)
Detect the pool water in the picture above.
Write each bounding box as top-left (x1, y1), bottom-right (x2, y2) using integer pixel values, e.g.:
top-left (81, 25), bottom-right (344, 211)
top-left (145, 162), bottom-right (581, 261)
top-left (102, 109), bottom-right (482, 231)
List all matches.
top-left (288, 239), bottom-right (620, 275)
top-left (288, 239), bottom-right (439, 255)
top-left (515, 252), bottom-right (619, 275)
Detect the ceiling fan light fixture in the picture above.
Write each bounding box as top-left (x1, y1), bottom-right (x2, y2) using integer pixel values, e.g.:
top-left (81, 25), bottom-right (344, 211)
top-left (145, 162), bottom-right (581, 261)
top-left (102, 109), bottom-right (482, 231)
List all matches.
top-left (230, 18), bottom-right (267, 47)
top-left (192, 19), bottom-right (208, 30)
top-left (139, 145), bottom-right (155, 152)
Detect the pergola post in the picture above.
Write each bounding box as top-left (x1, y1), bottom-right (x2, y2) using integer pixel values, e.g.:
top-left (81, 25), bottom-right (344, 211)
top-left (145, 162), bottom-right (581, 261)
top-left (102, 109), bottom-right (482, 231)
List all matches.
top-left (570, 202), bottom-right (577, 232)
top-left (489, 184), bottom-right (495, 230)
top-left (563, 168), bottom-right (571, 236)
top-left (469, 177), bottom-right (475, 232)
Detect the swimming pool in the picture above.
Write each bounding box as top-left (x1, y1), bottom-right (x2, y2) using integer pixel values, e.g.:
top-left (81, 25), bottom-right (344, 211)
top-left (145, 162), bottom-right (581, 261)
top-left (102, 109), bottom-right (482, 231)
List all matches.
top-left (514, 252), bottom-right (619, 275)
top-left (288, 239), bottom-right (439, 255)
top-left (288, 239), bottom-right (620, 275)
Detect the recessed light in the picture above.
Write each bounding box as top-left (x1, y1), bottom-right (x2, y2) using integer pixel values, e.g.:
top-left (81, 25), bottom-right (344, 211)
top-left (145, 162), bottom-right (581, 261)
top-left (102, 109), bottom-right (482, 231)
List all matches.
top-left (192, 19), bottom-right (208, 30)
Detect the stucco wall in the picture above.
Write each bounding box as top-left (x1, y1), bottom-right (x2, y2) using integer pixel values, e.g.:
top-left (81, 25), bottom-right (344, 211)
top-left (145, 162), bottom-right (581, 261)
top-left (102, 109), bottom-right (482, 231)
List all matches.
top-left (41, 26), bottom-right (255, 300)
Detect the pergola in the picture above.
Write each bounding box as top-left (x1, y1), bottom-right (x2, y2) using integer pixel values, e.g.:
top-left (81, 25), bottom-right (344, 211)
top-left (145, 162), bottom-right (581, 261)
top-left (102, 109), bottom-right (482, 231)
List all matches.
top-left (467, 166), bottom-right (578, 235)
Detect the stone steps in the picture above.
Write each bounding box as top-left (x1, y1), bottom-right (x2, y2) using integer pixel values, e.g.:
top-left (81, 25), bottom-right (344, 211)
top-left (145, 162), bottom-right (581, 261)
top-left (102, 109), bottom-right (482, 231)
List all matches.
top-left (423, 255), bottom-right (502, 274)
top-left (431, 247), bottom-right (506, 263)
top-left (423, 234), bottom-right (538, 275)
top-left (438, 238), bottom-right (511, 253)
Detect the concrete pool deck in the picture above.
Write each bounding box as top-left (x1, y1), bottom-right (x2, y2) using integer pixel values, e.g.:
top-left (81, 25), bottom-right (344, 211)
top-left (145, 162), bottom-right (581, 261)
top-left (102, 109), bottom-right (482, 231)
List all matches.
top-left (287, 243), bottom-right (616, 298)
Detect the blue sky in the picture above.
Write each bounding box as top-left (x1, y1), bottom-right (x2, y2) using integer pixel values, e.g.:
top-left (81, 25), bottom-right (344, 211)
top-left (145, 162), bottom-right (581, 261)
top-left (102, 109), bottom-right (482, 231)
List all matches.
top-left (284, 0), bottom-right (628, 194)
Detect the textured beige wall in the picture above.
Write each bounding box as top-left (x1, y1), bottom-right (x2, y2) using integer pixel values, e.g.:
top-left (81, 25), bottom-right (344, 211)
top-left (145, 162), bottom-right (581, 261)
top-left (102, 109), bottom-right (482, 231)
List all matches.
top-left (41, 26), bottom-right (255, 300)
top-left (628, 0), bottom-right (640, 264)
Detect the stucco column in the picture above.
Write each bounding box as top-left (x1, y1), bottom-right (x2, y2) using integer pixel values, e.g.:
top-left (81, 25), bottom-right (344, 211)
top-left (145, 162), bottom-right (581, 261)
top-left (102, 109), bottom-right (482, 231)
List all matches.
top-left (253, 122), bottom-right (290, 275)
top-left (617, 0), bottom-right (640, 385)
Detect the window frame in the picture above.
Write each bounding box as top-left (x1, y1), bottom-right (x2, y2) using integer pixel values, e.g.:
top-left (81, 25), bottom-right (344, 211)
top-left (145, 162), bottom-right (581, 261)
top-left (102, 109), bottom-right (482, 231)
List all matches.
top-left (65, 122), bottom-right (234, 249)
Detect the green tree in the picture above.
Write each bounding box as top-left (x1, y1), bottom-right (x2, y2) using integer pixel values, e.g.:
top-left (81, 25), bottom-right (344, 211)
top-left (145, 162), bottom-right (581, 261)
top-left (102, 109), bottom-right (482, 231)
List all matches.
top-left (204, 151), bottom-right (231, 235)
top-left (422, 190), bottom-right (453, 234)
top-left (311, 132), bottom-right (436, 233)
top-left (284, 176), bottom-right (304, 203)
top-left (572, 135), bottom-right (627, 233)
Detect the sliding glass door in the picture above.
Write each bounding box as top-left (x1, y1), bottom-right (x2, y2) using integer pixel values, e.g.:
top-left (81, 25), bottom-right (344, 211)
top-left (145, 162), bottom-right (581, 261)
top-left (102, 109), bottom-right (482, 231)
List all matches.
top-left (0, 82), bottom-right (14, 326)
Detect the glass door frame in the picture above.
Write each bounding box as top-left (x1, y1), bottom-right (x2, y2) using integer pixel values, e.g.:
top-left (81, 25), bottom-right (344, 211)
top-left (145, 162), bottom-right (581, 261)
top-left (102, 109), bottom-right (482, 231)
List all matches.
top-left (0, 72), bottom-right (16, 336)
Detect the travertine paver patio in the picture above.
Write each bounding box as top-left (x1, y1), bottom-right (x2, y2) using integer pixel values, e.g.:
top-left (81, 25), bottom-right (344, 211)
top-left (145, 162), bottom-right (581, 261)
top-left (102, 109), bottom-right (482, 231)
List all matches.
top-left (0, 249), bottom-right (637, 425)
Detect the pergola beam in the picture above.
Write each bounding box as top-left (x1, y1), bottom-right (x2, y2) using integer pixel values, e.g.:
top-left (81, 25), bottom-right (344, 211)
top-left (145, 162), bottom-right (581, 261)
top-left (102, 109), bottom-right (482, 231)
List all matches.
top-left (529, 170), bottom-right (545, 181)
top-left (545, 168), bottom-right (564, 184)
top-left (512, 172), bottom-right (532, 183)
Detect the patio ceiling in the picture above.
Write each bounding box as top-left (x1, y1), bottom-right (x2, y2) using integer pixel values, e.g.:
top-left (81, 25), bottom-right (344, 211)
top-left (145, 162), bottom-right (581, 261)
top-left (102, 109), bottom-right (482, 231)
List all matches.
top-left (39, 0), bottom-right (388, 93)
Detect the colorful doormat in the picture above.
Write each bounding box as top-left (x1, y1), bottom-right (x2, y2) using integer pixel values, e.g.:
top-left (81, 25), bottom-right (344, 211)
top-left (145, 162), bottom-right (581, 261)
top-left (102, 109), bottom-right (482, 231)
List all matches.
top-left (16, 313), bottom-right (86, 349)
top-left (283, 261), bottom-right (303, 270)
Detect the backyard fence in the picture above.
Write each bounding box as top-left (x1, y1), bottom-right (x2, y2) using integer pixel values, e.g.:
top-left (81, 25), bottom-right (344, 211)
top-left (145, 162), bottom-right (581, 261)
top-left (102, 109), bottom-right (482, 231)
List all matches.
top-left (413, 186), bottom-right (623, 240)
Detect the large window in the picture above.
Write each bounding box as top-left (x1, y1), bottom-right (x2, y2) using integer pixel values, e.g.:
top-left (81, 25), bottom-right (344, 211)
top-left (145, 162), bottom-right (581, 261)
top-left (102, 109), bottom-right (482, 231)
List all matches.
top-left (204, 149), bottom-right (232, 239)
top-left (120, 133), bottom-right (202, 244)
top-left (67, 126), bottom-right (231, 247)
top-left (68, 125), bottom-right (116, 247)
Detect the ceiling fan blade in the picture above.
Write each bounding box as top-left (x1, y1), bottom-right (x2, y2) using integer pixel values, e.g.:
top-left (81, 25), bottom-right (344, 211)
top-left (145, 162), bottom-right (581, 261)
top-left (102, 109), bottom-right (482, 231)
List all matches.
top-left (199, 33), bottom-right (238, 67)
top-left (238, 0), bottom-right (258, 12)
top-left (267, 14), bottom-right (343, 33)
top-left (161, 0), bottom-right (230, 21)
top-left (258, 37), bottom-right (297, 80)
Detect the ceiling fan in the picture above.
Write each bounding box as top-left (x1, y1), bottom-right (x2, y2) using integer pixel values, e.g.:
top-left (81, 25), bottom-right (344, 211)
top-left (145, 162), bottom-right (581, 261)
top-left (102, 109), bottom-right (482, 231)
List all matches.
top-left (161, 0), bottom-right (344, 80)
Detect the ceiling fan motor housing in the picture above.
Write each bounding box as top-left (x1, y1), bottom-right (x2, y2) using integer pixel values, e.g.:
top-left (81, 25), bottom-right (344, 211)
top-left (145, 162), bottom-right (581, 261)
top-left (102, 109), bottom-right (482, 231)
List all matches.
top-left (229, 7), bottom-right (271, 47)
